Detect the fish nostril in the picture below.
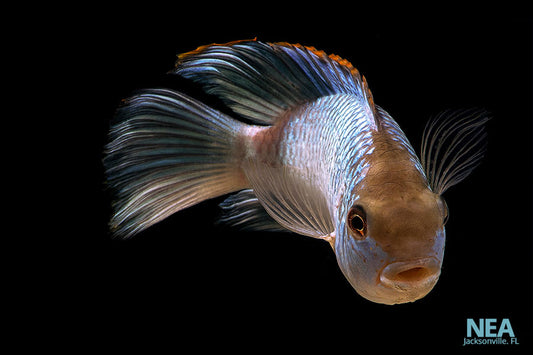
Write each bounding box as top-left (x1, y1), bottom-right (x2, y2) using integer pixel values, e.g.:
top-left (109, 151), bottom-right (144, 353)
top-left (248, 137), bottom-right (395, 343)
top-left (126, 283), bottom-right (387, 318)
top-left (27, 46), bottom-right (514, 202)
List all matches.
top-left (380, 258), bottom-right (441, 290)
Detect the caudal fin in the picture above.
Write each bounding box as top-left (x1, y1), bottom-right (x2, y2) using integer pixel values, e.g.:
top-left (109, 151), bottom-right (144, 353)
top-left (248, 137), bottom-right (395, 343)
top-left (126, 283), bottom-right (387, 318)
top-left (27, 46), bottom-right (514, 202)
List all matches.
top-left (104, 89), bottom-right (247, 238)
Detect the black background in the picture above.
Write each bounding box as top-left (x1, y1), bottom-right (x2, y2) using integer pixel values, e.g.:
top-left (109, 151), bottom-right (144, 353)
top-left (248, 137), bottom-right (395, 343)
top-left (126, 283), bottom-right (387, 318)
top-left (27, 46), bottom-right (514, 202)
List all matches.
top-left (50, 10), bottom-right (533, 353)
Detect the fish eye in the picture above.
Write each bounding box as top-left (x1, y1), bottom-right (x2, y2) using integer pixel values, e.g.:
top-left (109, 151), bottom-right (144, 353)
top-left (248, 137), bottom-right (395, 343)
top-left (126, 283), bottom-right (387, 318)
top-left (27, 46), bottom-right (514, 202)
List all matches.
top-left (347, 205), bottom-right (367, 240)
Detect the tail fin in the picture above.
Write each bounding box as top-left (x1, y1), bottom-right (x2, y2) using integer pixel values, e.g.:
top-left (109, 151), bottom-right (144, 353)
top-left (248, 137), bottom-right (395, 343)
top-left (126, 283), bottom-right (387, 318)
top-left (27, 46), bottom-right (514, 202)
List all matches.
top-left (104, 89), bottom-right (247, 238)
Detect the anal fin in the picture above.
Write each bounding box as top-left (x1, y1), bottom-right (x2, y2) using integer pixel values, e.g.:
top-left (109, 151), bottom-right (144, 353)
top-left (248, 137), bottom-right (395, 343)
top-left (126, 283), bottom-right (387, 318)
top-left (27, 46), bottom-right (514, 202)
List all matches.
top-left (218, 189), bottom-right (289, 232)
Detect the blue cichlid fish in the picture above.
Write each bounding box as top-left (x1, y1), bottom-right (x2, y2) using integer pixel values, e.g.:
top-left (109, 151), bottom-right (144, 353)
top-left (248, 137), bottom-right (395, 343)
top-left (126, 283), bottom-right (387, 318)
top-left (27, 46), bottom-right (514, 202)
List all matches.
top-left (105, 39), bottom-right (489, 304)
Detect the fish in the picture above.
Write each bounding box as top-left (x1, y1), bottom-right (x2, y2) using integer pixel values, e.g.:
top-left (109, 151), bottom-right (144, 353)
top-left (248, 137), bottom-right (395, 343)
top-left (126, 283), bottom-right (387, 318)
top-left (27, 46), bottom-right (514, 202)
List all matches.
top-left (104, 39), bottom-right (489, 305)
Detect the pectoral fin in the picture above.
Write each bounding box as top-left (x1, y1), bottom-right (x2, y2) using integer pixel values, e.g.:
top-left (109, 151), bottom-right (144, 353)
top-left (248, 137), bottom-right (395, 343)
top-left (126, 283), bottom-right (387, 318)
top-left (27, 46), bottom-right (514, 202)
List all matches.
top-left (420, 108), bottom-right (490, 195)
top-left (244, 162), bottom-right (335, 239)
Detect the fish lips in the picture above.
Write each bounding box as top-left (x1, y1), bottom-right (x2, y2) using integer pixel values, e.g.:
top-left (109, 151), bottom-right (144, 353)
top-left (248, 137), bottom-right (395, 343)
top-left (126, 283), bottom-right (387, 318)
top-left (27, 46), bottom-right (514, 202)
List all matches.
top-left (337, 237), bottom-right (443, 305)
top-left (376, 257), bottom-right (442, 304)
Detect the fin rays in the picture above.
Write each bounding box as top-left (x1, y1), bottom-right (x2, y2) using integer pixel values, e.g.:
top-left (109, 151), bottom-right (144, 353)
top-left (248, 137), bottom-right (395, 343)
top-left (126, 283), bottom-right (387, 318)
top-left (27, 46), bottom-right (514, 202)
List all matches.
top-left (174, 40), bottom-right (375, 125)
top-left (421, 108), bottom-right (490, 195)
top-left (244, 161), bottom-right (334, 238)
top-left (218, 189), bottom-right (288, 232)
top-left (105, 89), bottom-right (246, 237)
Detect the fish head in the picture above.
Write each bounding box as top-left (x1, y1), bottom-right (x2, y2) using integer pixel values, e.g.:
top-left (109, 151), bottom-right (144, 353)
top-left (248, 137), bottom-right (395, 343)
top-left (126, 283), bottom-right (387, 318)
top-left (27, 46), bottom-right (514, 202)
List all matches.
top-left (334, 187), bottom-right (447, 305)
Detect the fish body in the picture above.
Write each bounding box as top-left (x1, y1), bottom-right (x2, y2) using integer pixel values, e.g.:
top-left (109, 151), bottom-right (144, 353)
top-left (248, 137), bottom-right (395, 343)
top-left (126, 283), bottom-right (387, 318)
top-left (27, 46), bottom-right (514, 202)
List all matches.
top-left (105, 40), bottom-right (488, 304)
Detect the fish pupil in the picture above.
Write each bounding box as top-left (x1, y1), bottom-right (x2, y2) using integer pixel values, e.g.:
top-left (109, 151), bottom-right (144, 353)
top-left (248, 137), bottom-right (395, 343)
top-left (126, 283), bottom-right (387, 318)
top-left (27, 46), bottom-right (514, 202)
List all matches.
top-left (350, 215), bottom-right (364, 231)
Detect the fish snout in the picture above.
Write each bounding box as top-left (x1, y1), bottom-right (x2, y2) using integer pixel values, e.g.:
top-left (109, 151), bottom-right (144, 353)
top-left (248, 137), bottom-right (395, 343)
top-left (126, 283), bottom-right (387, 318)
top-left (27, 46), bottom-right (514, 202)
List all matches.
top-left (379, 257), bottom-right (441, 292)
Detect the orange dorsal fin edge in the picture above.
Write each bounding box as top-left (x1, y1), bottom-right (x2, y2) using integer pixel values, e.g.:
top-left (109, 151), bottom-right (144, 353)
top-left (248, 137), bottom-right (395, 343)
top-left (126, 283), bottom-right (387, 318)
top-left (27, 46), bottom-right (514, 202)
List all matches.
top-left (175, 39), bottom-right (377, 126)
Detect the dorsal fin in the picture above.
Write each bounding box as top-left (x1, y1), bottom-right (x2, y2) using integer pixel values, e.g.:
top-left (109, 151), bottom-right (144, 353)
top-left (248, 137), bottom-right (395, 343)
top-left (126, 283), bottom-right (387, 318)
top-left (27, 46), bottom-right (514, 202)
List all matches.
top-left (173, 39), bottom-right (376, 125)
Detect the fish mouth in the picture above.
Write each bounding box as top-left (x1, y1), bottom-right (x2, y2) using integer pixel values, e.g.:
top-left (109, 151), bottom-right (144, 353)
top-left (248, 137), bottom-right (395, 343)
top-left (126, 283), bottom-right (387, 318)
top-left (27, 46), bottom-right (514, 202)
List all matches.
top-left (379, 257), bottom-right (441, 293)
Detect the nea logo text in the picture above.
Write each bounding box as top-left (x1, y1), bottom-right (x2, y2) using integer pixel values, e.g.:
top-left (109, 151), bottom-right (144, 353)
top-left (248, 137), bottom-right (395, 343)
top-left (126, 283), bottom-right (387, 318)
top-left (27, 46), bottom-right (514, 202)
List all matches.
top-left (463, 318), bottom-right (519, 346)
